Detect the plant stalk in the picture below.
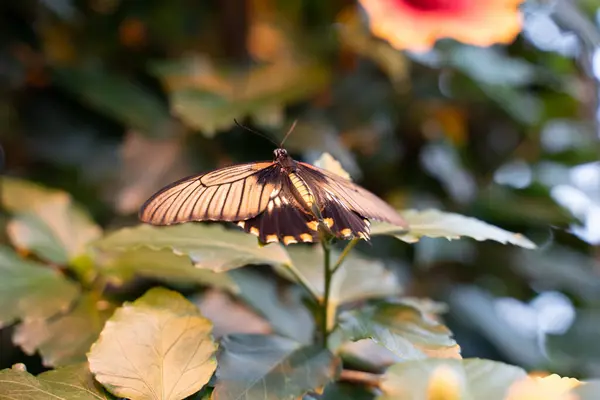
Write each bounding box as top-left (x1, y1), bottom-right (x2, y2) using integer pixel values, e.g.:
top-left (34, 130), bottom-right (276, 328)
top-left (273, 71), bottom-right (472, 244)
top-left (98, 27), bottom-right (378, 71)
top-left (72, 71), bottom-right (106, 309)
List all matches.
top-left (321, 238), bottom-right (332, 348)
top-left (332, 238), bottom-right (360, 274)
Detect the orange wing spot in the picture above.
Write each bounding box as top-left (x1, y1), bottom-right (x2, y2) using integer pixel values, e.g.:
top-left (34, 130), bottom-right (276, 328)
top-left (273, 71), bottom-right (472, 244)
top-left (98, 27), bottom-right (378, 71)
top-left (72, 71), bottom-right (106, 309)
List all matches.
top-left (283, 236), bottom-right (298, 245)
top-left (300, 233), bottom-right (313, 242)
top-left (307, 221), bottom-right (319, 231)
top-left (266, 234), bottom-right (278, 243)
top-left (340, 228), bottom-right (352, 237)
top-left (250, 227), bottom-right (260, 236)
top-left (323, 218), bottom-right (334, 228)
top-left (237, 221), bottom-right (245, 228)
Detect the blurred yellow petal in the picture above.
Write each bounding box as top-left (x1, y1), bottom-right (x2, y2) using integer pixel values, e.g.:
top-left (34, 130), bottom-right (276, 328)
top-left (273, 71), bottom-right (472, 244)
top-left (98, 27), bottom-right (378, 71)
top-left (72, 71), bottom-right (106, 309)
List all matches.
top-left (505, 374), bottom-right (583, 400)
top-left (427, 365), bottom-right (464, 400)
top-left (359, 0), bottom-right (526, 51)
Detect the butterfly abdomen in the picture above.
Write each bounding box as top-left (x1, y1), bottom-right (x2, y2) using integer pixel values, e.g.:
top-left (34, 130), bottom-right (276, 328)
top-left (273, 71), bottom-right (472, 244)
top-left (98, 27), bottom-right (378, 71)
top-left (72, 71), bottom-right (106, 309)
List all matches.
top-left (288, 172), bottom-right (315, 208)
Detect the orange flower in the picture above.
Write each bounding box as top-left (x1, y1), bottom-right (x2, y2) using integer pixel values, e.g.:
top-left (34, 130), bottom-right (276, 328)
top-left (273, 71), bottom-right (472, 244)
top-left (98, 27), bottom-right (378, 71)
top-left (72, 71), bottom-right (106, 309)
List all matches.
top-left (359, 0), bottom-right (525, 51)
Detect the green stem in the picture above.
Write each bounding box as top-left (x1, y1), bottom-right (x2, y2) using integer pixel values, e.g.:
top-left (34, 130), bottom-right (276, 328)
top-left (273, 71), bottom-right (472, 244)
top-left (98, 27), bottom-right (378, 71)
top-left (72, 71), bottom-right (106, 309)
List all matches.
top-left (332, 238), bottom-right (360, 274)
top-left (285, 263), bottom-right (319, 305)
top-left (321, 239), bottom-right (332, 348)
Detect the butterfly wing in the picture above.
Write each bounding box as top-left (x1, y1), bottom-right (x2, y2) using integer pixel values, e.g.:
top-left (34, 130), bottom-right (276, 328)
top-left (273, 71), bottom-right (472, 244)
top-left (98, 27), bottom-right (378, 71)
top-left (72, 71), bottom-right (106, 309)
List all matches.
top-left (139, 162), bottom-right (282, 225)
top-left (237, 177), bottom-right (319, 245)
top-left (296, 162), bottom-right (408, 235)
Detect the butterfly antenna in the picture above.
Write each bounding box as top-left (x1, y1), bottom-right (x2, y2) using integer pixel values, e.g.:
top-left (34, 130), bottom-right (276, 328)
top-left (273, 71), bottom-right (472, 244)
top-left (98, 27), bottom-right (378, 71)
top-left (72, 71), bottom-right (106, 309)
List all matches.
top-left (233, 119), bottom-right (278, 147)
top-left (279, 120), bottom-right (298, 148)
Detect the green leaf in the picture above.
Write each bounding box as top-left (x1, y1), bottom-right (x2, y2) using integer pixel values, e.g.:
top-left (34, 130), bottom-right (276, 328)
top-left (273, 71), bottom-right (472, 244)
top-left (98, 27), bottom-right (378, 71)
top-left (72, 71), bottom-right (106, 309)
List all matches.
top-left (195, 289), bottom-right (272, 338)
top-left (573, 381), bottom-right (600, 399)
top-left (0, 363), bottom-right (115, 400)
top-left (3, 177), bottom-right (102, 264)
top-left (152, 57), bottom-right (329, 136)
top-left (320, 382), bottom-right (375, 400)
top-left (88, 287), bottom-right (217, 400)
top-left (97, 248), bottom-right (239, 293)
top-left (276, 246), bottom-right (401, 329)
top-left (94, 224), bottom-right (291, 272)
top-left (372, 209), bottom-right (536, 249)
top-left (214, 334), bottom-right (340, 400)
top-left (449, 46), bottom-right (536, 87)
top-left (0, 245), bottom-right (79, 326)
top-left (13, 293), bottom-right (114, 367)
top-left (377, 359), bottom-right (526, 400)
top-left (54, 67), bottom-right (172, 138)
top-left (230, 268), bottom-right (315, 344)
top-left (546, 309), bottom-right (600, 366)
top-left (330, 301), bottom-right (460, 361)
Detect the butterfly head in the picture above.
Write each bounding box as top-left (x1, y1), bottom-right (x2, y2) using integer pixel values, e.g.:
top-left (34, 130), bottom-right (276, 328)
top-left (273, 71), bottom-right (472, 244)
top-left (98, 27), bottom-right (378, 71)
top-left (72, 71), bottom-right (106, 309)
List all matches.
top-left (274, 148), bottom-right (295, 169)
top-left (274, 148), bottom-right (288, 160)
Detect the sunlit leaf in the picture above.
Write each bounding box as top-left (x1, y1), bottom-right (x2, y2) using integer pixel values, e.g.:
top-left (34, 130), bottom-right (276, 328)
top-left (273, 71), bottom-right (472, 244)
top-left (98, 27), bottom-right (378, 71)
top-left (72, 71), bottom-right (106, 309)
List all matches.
top-left (372, 209), bottom-right (536, 249)
top-left (0, 245), bottom-right (79, 326)
top-left (338, 339), bottom-right (401, 372)
top-left (377, 359), bottom-right (526, 400)
top-left (0, 363), bottom-right (114, 399)
top-left (54, 67), bottom-right (173, 138)
top-left (94, 223), bottom-right (291, 272)
top-left (214, 334), bottom-right (340, 400)
top-left (276, 246), bottom-right (401, 329)
top-left (88, 287), bottom-right (217, 400)
top-left (330, 300), bottom-right (461, 361)
top-left (3, 177), bottom-right (102, 264)
top-left (1, 177), bottom-right (60, 213)
top-left (313, 152), bottom-right (352, 180)
top-left (230, 268), bottom-right (314, 344)
top-left (13, 293), bottom-right (114, 367)
top-left (505, 374), bottom-right (583, 400)
top-left (97, 248), bottom-right (239, 293)
top-left (7, 213), bottom-right (68, 264)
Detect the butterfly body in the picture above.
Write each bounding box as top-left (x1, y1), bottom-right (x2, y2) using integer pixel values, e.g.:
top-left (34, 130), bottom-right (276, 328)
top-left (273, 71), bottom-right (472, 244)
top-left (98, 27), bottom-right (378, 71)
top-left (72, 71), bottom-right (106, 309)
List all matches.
top-left (140, 148), bottom-right (407, 245)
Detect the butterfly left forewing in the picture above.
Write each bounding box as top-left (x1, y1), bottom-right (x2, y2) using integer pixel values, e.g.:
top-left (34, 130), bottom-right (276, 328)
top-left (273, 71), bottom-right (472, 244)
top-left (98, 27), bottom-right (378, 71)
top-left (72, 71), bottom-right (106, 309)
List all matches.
top-left (139, 162), bottom-right (281, 225)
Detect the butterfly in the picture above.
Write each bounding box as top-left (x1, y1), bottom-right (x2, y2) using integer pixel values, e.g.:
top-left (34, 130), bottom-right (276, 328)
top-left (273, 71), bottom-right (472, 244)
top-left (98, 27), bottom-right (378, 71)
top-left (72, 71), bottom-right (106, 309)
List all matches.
top-left (139, 127), bottom-right (407, 245)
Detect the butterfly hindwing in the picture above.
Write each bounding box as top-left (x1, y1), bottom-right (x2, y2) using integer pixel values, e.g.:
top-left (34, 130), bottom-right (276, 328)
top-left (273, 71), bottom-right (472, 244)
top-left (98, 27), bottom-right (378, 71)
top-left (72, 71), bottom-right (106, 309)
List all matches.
top-left (139, 162), bottom-right (282, 225)
top-left (237, 188), bottom-right (319, 245)
top-left (319, 192), bottom-right (371, 240)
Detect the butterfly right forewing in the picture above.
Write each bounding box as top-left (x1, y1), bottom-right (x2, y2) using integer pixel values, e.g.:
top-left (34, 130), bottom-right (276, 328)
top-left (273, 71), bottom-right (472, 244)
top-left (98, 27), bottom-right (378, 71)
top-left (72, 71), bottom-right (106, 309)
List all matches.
top-left (139, 162), bottom-right (282, 225)
top-left (296, 162), bottom-right (407, 229)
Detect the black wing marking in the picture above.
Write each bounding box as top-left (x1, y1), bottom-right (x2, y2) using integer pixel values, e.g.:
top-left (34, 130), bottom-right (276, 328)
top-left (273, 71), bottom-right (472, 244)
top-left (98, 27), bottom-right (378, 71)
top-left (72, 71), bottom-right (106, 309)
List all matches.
top-left (139, 162), bottom-right (282, 225)
top-left (319, 193), bottom-right (371, 240)
top-left (236, 179), bottom-right (319, 245)
top-left (296, 162), bottom-right (407, 228)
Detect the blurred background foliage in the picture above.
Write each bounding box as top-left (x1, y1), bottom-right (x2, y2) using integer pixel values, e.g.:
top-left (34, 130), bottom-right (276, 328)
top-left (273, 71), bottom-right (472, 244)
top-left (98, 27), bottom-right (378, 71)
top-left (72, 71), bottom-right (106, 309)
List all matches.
top-left (1, 0), bottom-right (600, 383)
